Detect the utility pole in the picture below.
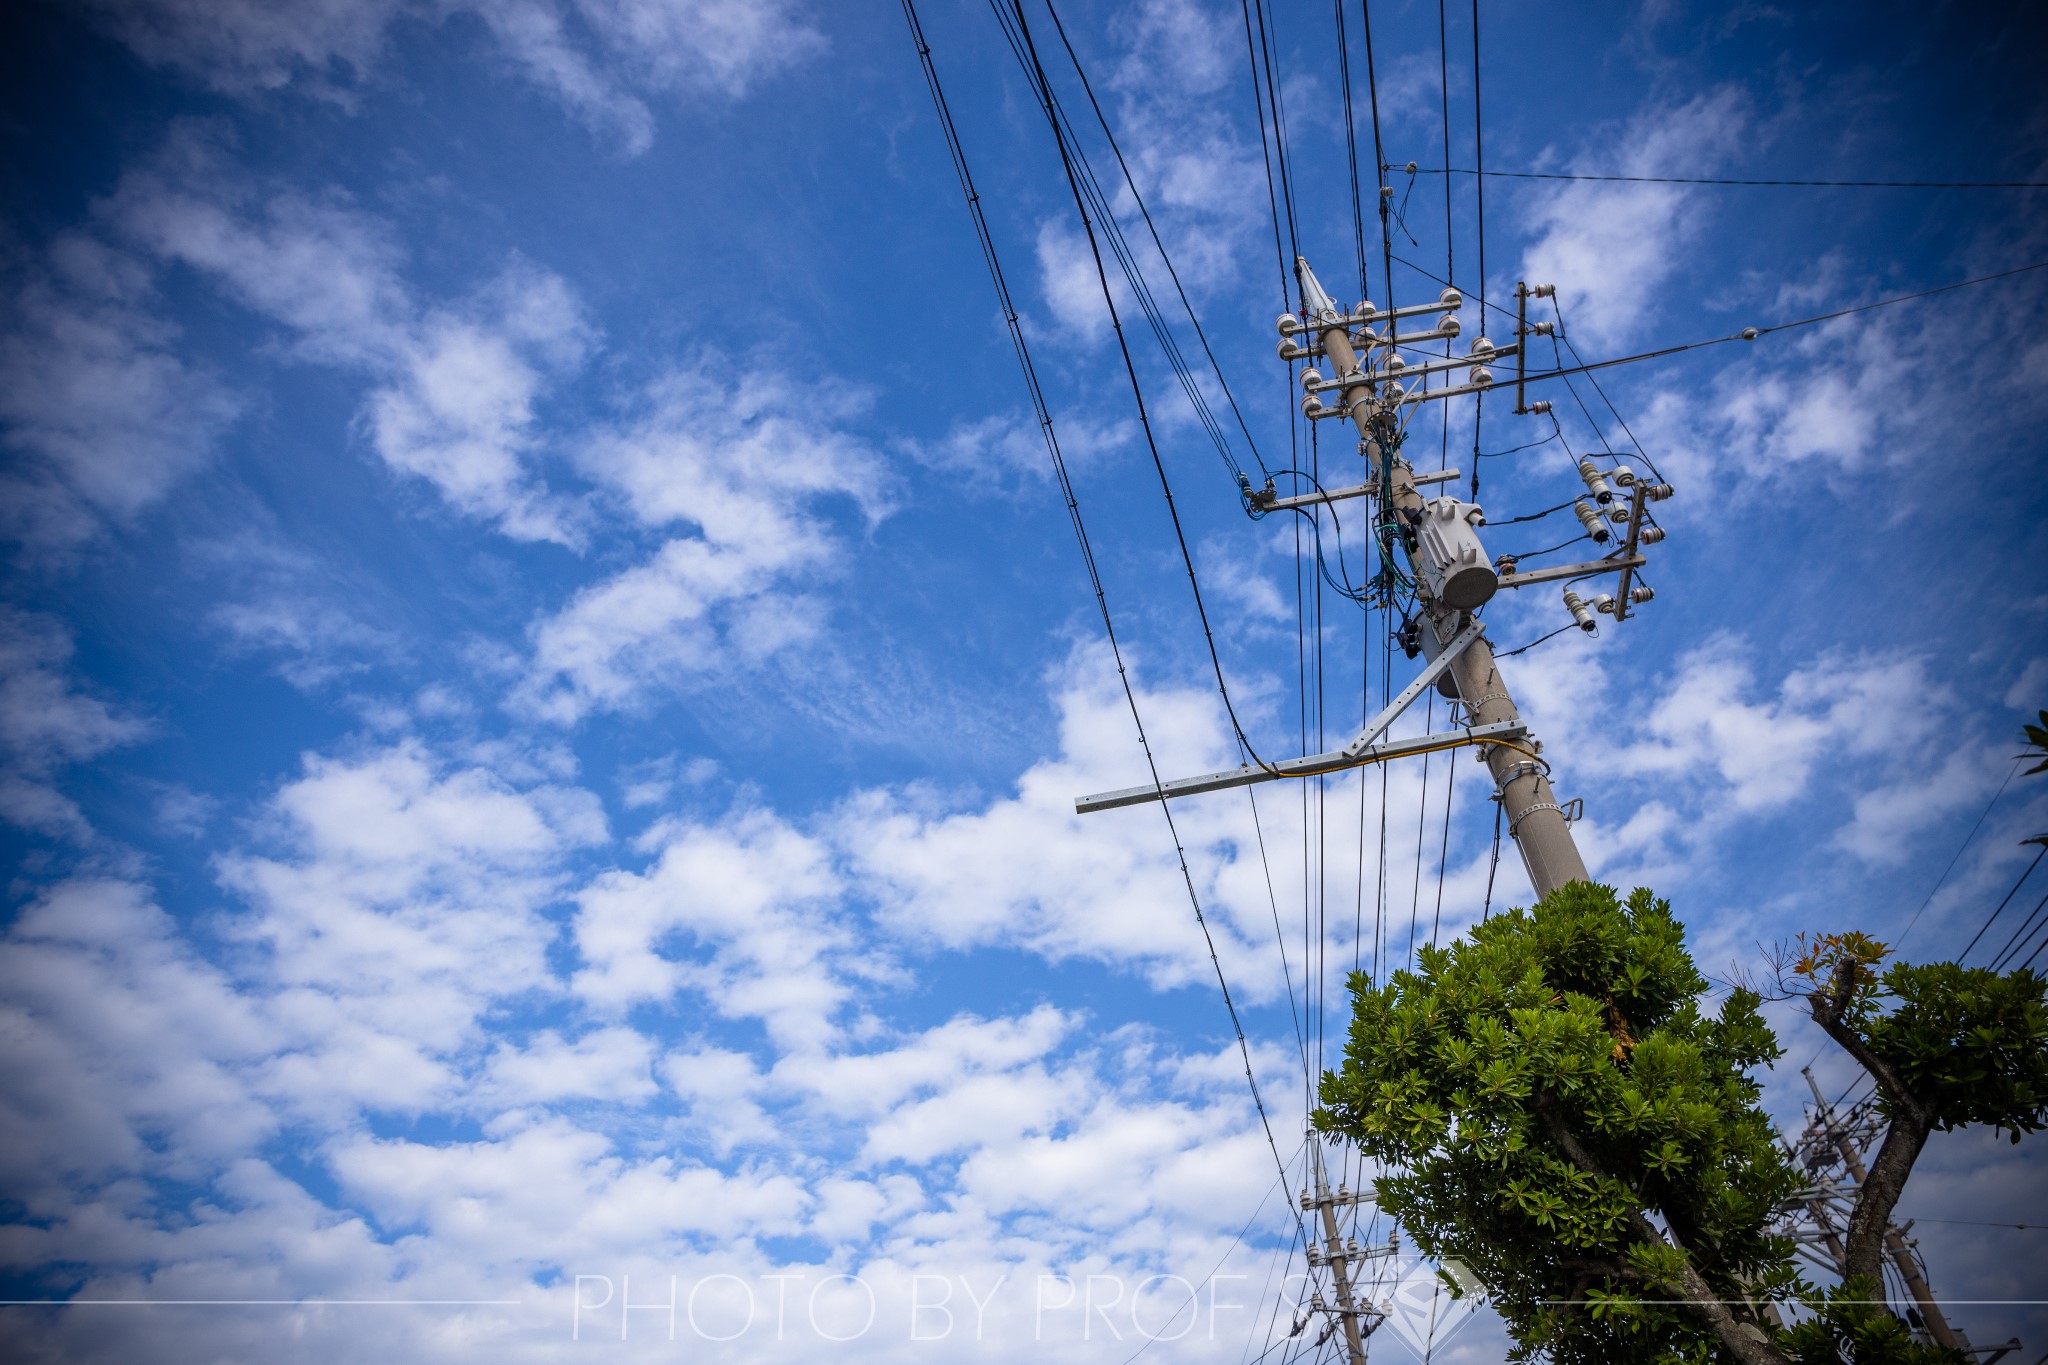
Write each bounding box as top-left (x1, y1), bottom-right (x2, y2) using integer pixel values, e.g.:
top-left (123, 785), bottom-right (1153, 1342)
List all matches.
top-left (1287, 256), bottom-right (1586, 896)
top-left (1300, 1139), bottom-right (1389, 1365)
top-left (1779, 1069), bottom-right (2021, 1362)
top-left (1075, 255), bottom-right (1671, 903)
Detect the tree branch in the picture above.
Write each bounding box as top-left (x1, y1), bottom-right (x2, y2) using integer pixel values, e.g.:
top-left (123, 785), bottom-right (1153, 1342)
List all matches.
top-left (1806, 966), bottom-right (1936, 1282)
top-left (1535, 1097), bottom-right (1791, 1365)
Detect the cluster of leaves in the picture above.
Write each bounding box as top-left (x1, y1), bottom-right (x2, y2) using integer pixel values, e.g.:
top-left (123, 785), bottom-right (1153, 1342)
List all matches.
top-left (1314, 883), bottom-right (1801, 1363)
top-left (1798, 929), bottom-right (2048, 1141)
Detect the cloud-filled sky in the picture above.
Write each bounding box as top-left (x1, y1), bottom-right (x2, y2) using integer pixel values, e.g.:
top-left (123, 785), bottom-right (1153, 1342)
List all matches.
top-left (2, 0), bottom-right (2046, 1360)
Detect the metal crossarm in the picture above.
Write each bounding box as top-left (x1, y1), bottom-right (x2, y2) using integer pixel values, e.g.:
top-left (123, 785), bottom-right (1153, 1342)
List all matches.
top-left (1074, 720), bottom-right (1527, 813)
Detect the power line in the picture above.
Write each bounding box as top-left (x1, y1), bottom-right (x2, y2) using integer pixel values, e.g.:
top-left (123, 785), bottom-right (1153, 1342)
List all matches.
top-left (1897, 756), bottom-right (2024, 949)
top-left (1513, 260), bottom-right (2048, 390)
top-left (1959, 845), bottom-right (2046, 963)
top-left (1403, 166), bottom-right (2048, 189)
top-left (1010, 0), bottom-right (1303, 1224)
top-left (901, 0), bottom-right (1306, 1243)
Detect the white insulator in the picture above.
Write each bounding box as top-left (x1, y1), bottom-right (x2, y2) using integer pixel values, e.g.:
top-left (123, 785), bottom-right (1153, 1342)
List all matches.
top-left (1277, 312), bottom-right (1301, 336)
top-left (1564, 590), bottom-right (1597, 632)
top-left (1573, 498), bottom-right (1611, 543)
top-left (1593, 592), bottom-right (1617, 615)
top-left (1608, 504), bottom-right (1631, 523)
top-left (1639, 525), bottom-right (1666, 544)
top-left (1301, 394), bottom-right (1325, 417)
top-left (1352, 301), bottom-right (1376, 320)
top-left (1469, 367), bottom-right (1494, 387)
top-left (1439, 286), bottom-right (1463, 308)
top-left (1530, 320), bottom-right (1555, 336)
top-left (1469, 336), bottom-right (1496, 358)
top-left (1384, 353), bottom-right (1407, 373)
top-left (1278, 339), bottom-right (1308, 360)
top-left (1385, 382), bottom-right (1406, 401)
top-left (1439, 313), bottom-right (1462, 337)
top-left (1529, 399), bottom-right (1553, 415)
top-left (1300, 368), bottom-right (1324, 392)
top-left (1629, 585), bottom-right (1655, 604)
top-left (1611, 465), bottom-right (1637, 487)
top-left (1645, 482), bottom-right (1675, 502)
top-left (1532, 283), bottom-right (1556, 298)
top-left (1578, 458), bottom-right (1614, 504)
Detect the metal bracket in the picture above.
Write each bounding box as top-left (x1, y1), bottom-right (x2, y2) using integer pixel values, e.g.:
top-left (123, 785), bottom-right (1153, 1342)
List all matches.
top-left (1495, 554), bottom-right (1644, 592)
top-left (1343, 620), bottom-right (1482, 757)
top-left (1075, 720), bottom-right (1527, 814)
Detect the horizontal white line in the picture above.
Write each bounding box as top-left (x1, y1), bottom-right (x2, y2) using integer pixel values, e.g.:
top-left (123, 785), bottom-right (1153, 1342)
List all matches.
top-left (0, 1300), bottom-right (524, 1307)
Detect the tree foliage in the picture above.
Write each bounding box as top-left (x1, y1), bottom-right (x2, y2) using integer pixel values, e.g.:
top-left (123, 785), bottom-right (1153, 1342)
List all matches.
top-left (1315, 881), bottom-right (2047, 1364)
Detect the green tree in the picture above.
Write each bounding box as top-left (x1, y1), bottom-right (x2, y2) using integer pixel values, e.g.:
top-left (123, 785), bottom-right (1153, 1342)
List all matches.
top-left (1313, 881), bottom-right (2048, 1364)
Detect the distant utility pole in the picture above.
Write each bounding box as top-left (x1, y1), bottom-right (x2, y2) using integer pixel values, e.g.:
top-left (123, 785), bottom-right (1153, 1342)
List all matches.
top-left (1779, 1069), bottom-right (2021, 1362)
top-left (1300, 1140), bottom-right (1391, 1365)
top-left (1079, 255), bottom-right (1668, 902)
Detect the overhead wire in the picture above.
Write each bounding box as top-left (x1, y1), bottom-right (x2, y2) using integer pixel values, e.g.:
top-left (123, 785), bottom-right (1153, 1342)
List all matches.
top-left (1039, 1), bottom-right (1274, 483)
top-left (987, 0), bottom-right (1263, 494)
top-left (1009, 0), bottom-right (1308, 1228)
top-left (1958, 845), bottom-right (2045, 963)
top-left (1406, 167), bottom-right (2048, 189)
top-left (902, 0), bottom-right (1306, 1240)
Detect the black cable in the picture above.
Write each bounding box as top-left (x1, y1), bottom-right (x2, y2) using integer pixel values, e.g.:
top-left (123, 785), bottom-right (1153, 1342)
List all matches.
top-left (1497, 621), bottom-right (1582, 658)
top-left (1515, 260), bottom-right (2048, 388)
top-left (1358, 0), bottom-right (1396, 311)
top-left (1332, 0), bottom-right (1369, 300)
top-left (1988, 888), bottom-right (2048, 973)
top-left (1011, 0), bottom-right (1302, 1226)
top-left (903, 0), bottom-right (1311, 1243)
top-left (1410, 167), bottom-right (2048, 189)
top-left (1897, 756), bottom-right (2023, 949)
top-left (1041, 1), bottom-right (1272, 480)
top-left (1488, 498), bottom-right (1576, 526)
top-left (1481, 793), bottom-right (1503, 920)
top-left (987, 1), bottom-right (1255, 492)
top-left (1959, 846), bottom-right (2046, 963)
top-left (1499, 532), bottom-right (1591, 562)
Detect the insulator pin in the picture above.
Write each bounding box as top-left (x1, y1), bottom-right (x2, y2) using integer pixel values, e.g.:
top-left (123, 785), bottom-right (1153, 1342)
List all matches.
top-left (1572, 498), bottom-right (1611, 544)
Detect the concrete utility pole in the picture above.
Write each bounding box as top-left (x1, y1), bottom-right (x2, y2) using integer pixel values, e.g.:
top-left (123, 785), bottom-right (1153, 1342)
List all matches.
top-left (1290, 256), bottom-right (1587, 897)
top-left (1076, 254), bottom-right (1648, 904)
top-left (1301, 1141), bottom-right (1388, 1365)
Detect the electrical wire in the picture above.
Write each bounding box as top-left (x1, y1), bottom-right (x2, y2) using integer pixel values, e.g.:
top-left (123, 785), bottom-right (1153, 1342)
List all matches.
top-left (902, 0), bottom-right (1308, 1242)
top-left (1958, 846), bottom-right (2046, 963)
top-left (1896, 756), bottom-right (2024, 948)
top-left (1497, 622), bottom-right (1583, 659)
top-left (1039, 0), bottom-right (1272, 482)
top-left (1407, 166), bottom-right (2048, 189)
top-left (1009, 0), bottom-right (1304, 1229)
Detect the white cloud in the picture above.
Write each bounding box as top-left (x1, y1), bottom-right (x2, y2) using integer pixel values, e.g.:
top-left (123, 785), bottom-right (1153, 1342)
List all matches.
top-left (111, 132), bottom-right (592, 543)
top-left (219, 739), bottom-right (608, 1118)
top-left (572, 808), bottom-right (869, 1049)
top-left (1519, 89), bottom-right (1748, 348)
top-left (85, 0), bottom-right (823, 155)
top-left (516, 361), bottom-right (886, 721)
top-left (0, 233), bottom-right (240, 545)
top-left (0, 609), bottom-right (147, 840)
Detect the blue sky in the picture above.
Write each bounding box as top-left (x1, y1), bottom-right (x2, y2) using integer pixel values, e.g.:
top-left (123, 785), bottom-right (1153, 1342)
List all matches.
top-left (2, 0), bottom-right (2046, 1360)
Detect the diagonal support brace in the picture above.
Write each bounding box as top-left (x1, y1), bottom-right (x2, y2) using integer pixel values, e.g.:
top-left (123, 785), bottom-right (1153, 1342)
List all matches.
top-left (1342, 620), bottom-right (1482, 758)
